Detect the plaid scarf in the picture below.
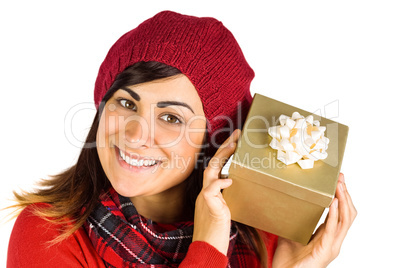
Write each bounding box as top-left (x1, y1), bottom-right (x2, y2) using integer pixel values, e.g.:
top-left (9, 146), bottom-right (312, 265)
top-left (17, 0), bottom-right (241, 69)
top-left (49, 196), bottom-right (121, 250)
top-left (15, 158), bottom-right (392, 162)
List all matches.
top-left (84, 188), bottom-right (260, 267)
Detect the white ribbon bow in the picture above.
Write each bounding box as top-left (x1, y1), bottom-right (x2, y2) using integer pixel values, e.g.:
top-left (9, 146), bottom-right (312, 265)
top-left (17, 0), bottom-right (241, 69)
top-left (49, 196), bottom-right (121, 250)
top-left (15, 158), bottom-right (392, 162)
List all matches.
top-left (268, 112), bottom-right (329, 169)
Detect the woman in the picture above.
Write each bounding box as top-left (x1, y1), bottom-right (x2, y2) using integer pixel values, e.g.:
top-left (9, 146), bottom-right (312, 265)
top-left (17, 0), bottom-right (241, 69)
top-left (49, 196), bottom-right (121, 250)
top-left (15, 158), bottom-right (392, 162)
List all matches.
top-left (7, 11), bottom-right (356, 267)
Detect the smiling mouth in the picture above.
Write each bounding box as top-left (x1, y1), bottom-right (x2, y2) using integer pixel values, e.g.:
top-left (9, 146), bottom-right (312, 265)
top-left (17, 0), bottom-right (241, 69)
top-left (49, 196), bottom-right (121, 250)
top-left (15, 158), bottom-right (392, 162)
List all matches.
top-left (117, 147), bottom-right (160, 168)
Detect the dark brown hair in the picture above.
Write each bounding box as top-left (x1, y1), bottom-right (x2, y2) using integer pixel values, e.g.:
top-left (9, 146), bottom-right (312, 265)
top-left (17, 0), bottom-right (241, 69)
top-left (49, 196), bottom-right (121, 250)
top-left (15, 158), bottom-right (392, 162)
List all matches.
top-left (12, 61), bottom-right (265, 265)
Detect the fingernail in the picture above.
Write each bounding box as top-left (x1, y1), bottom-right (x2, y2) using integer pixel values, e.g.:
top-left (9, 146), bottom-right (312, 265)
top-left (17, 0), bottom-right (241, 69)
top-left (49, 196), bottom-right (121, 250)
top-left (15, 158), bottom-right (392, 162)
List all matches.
top-left (339, 173), bottom-right (345, 183)
top-left (223, 178), bottom-right (233, 185)
top-left (339, 182), bottom-right (344, 192)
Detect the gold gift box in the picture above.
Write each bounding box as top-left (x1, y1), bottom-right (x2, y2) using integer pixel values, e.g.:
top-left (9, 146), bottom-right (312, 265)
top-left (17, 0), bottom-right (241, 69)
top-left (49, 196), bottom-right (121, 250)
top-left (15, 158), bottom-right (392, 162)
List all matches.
top-left (222, 93), bottom-right (349, 244)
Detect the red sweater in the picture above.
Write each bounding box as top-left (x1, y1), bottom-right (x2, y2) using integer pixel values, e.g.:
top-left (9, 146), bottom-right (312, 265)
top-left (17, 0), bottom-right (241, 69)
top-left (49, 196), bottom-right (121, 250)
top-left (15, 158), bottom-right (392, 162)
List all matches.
top-left (7, 205), bottom-right (277, 267)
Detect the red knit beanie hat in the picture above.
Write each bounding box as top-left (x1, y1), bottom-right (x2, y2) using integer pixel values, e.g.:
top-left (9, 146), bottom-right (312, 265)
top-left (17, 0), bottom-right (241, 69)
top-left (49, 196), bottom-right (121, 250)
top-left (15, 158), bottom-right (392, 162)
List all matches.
top-left (94, 11), bottom-right (254, 150)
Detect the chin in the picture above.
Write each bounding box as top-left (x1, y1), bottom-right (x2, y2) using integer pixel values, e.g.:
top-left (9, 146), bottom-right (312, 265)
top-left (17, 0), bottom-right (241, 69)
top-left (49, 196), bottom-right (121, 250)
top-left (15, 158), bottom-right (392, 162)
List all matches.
top-left (107, 177), bottom-right (140, 198)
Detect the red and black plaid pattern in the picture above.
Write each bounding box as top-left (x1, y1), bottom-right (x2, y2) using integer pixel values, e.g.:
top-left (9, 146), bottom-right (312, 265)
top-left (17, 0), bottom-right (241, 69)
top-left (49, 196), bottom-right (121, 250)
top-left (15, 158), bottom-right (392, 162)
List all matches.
top-left (84, 188), bottom-right (260, 267)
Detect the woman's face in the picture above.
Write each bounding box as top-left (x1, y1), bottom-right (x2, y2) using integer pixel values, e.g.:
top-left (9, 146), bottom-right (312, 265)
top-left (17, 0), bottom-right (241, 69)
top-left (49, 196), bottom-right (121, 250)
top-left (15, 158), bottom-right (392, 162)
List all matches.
top-left (96, 74), bottom-right (206, 198)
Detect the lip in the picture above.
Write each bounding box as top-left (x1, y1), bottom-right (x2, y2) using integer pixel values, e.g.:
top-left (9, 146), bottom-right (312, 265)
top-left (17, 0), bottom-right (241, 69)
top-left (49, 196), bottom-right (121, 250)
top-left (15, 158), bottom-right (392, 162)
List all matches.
top-left (114, 146), bottom-right (162, 172)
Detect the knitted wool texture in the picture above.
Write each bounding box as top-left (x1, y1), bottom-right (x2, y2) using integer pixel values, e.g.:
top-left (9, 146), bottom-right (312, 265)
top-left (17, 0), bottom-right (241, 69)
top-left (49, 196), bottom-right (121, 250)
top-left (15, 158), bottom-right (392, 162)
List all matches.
top-left (94, 11), bottom-right (254, 149)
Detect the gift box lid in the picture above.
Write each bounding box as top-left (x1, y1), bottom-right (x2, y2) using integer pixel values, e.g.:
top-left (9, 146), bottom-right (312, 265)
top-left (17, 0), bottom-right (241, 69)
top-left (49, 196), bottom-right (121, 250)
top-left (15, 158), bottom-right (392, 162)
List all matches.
top-left (228, 93), bottom-right (349, 207)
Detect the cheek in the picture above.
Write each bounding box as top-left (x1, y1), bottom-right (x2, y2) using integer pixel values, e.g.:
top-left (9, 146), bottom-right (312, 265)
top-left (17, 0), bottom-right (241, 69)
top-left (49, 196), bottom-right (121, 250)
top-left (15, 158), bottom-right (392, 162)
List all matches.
top-left (185, 118), bottom-right (207, 149)
top-left (152, 120), bottom-right (187, 149)
top-left (96, 110), bottom-right (122, 147)
top-left (96, 112), bottom-right (108, 149)
top-left (169, 128), bottom-right (205, 172)
top-left (154, 120), bottom-right (205, 154)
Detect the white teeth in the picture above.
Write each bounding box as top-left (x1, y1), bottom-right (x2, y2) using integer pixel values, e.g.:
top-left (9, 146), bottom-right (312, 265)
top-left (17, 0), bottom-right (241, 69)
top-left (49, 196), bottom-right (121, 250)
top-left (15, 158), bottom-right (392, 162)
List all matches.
top-left (130, 158), bottom-right (137, 166)
top-left (119, 149), bottom-right (125, 159)
top-left (119, 149), bottom-right (156, 167)
top-left (130, 159), bottom-right (143, 167)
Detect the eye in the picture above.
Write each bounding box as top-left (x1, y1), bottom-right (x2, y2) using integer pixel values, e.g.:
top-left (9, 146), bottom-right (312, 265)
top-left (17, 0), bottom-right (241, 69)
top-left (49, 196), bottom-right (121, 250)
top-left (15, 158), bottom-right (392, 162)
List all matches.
top-left (160, 114), bottom-right (182, 124)
top-left (119, 99), bottom-right (137, 111)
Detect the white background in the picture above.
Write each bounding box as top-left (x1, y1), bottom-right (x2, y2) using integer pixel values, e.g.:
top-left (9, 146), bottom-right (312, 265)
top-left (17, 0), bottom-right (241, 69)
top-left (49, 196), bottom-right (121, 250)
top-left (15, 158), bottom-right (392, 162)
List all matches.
top-left (1, 1), bottom-right (401, 267)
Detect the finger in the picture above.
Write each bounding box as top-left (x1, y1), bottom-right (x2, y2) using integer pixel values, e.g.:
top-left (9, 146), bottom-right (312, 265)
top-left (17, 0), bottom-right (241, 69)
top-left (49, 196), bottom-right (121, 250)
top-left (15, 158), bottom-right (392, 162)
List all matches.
top-left (333, 177), bottom-right (357, 251)
top-left (203, 130), bottom-right (240, 186)
top-left (215, 129), bottom-right (241, 156)
top-left (339, 173), bottom-right (356, 214)
top-left (338, 173), bottom-right (349, 206)
top-left (344, 187), bottom-right (357, 222)
top-left (203, 178), bottom-right (233, 197)
top-left (341, 176), bottom-right (357, 222)
top-left (337, 174), bottom-right (357, 225)
top-left (310, 222), bottom-right (326, 242)
top-left (322, 194), bottom-right (338, 225)
top-left (336, 177), bottom-right (349, 225)
top-left (311, 194), bottom-right (338, 244)
top-left (203, 143), bottom-right (236, 187)
top-left (202, 179), bottom-right (233, 216)
top-left (320, 197), bottom-right (338, 246)
top-left (334, 181), bottom-right (349, 248)
top-left (338, 172), bottom-right (345, 183)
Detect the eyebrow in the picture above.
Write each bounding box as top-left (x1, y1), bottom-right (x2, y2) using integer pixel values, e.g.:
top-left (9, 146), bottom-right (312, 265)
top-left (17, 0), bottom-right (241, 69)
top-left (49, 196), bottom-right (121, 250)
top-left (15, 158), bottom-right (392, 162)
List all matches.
top-left (157, 101), bottom-right (195, 114)
top-left (121, 87), bottom-right (140, 101)
top-left (120, 87), bottom-right (194, 114)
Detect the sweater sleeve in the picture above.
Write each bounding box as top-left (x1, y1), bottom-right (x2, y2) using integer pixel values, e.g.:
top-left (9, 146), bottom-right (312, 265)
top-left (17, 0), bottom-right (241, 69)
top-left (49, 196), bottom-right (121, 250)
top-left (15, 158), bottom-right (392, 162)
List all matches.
top-left (179, 232), bottom-right (278, 268)
top-left (7, 204), bottom-right (105, 268)
top-left (179, 241), bottom-right (228, 268)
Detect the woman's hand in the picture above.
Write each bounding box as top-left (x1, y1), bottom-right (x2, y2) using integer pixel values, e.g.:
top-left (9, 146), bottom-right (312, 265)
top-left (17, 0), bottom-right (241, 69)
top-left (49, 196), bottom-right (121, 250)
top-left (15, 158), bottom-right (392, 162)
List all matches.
top-left (192, 129), bottom-right (241, 255)
top-left (272, 173), bottom-right (357, 268)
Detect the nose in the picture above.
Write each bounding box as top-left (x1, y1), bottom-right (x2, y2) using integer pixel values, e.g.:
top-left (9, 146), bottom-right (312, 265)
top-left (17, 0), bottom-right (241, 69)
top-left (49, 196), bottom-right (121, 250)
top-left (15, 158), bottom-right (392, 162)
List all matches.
top-left (122, 115), bottom-right (150, 148)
